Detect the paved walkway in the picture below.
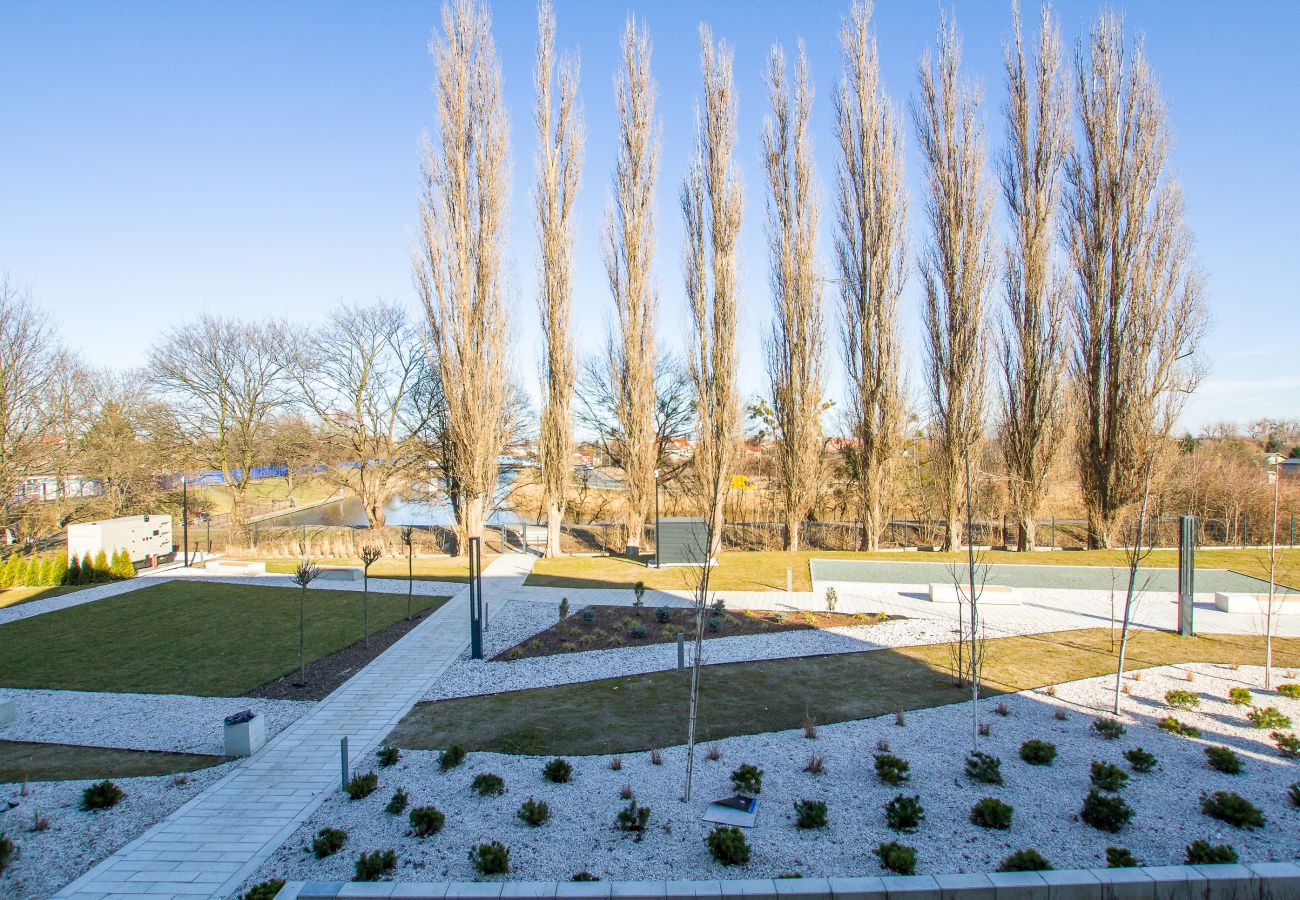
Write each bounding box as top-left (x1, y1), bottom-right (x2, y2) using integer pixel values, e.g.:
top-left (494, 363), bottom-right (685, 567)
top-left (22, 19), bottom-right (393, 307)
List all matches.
top-left (54, 553), bottom-right (536, 900)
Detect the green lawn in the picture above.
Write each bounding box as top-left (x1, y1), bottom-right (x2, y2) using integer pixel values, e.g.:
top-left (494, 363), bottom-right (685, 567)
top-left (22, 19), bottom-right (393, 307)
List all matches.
top-left (0, 581), bottom-right (448, 696)
top-left (256, 555), bottom-right (494, 585)
top-left (0, 740), bottom-right (228, 783)
top-left (389, 628), bottom-right (1300, 756)
top-left (527, 548), bottom-right (1300, 593)
top-left (0, 584), bottom-right (87, 610)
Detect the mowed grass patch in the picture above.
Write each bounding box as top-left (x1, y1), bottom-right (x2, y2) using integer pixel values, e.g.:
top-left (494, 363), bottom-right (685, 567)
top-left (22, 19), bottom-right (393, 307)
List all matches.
top-left (256, 555), bottom-right (494, 585)
top-left (0, 740), bottom-right (228, 783)
top-left (389, 629), bottom-right (1300, 756)
top-left (0, 585), bottom-right (87, 610)
top-left (0, 581), bottom-right (448, 696)
top-left (526, 548), bottom-right (1300, 593)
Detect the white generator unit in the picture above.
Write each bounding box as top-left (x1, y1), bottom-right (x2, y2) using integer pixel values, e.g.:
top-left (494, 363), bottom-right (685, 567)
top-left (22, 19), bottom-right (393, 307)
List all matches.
top-left (67, 515), bottom-right (174, 567)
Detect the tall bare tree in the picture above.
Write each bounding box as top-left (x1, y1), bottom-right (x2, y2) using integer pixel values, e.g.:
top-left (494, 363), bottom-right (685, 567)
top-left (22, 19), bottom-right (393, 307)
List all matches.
top-left (1065, 12), bottom-right (1205, 548)
top-left (413, 0), bottom-right (513, 553)
top-left (534, 0), bottom-right (584, 558)
top-left (997, 3), bottom-right (1071, 551)
top-left (603, 16), bottom-right (660, 558)
top-left (283, 301), bottom-right (422, 529)
top-left (913, 17), bottom-right (994, 551)
top-left (762, 43), bottom-right (824, 553)
top-left (682, 25), bottom-right (743, 558)
top-left (149, 315), bottom-right (289, 544)
top-left (835, 1), bottom-right (908, 551)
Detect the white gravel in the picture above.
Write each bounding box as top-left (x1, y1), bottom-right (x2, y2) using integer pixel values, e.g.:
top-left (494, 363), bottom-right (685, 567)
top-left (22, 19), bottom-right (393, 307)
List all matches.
top-left (0, 689), bottom-right (313, 756)
top-left (427, 600), bottom-right (962, 701)
top-left (0, 763), bottom-right (235, 899)
top-left (246, 664), bottom-right (1300, 887)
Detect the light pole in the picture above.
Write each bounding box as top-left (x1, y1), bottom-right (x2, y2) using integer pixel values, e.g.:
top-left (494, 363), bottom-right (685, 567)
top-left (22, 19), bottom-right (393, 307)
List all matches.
top-left (201, 513), bottom-right (211, 555)
top-left (1265, 453), bottom-right (1282, 689)
top-left (653, 469), bottom-right (661, 568)
top-left (181, 475), bottom-right (189, 567)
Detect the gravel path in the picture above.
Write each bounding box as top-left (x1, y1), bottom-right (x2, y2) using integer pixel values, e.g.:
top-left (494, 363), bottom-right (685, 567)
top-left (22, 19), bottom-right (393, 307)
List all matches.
top-left (0, 763), bottom-right (235, 899)
top-left (246, 665), bottom-right (1300, 888)
top-left (0, 689), bottom-right (313, 756)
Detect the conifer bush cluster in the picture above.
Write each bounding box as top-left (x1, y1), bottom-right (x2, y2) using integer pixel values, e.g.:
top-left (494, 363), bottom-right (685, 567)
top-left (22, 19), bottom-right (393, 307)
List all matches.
top-left (1, 548), bottom-right (136, 588)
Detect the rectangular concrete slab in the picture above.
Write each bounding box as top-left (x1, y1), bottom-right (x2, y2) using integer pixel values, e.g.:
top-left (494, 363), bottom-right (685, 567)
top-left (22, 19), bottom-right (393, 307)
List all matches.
top-left (559, 883), bottom-right (613, 900)
top-left (1037, 870), bottom-right (1101, 900)
top-left (500, 884), bottom-right (558, 899)
top-left (299, 882), bottom-right (346, 899)
top-left (879, 875), bottom-right (940, 899)
top-left (1137, 866), bottom-right (1206, 900)
top-left (1190, 865), bottom-right (1256, 900)
top-left (828, 878), bottom-right (889, 900)
top-left (719, 880), bottom-right (779, 900)
top-left (935, 874), bottom-right (995, 900)
top-left (338, 885), bottom-right (398, 898)
top-left (774, 879), bottom-right (832, 898)
top-left (392, 885), bottom-right (452, 899)
top-left (443, 882), bottom-right (504, 899)
top-left (1249, 862), bottom-right (1300, 900)
top-left (612, 882), bottom-right (669, 900)
top-left (986, 872), bottom-right (1048, 900)
top-left (1090, 869), bottom-right (1155, 900)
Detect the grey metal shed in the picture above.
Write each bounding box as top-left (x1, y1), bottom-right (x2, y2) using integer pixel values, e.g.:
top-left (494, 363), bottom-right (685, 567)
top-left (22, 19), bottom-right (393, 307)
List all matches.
top-left (655, 517), bottom-right (710, 567)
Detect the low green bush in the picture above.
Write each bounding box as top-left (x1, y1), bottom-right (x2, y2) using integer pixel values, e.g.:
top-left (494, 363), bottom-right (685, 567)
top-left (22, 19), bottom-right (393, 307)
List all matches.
top-left (1205, 745), bottom-right (1243, 774)
top-left (1157, 716), bottom-right (1200, 738)
top-left (965, 750), bottom-right (1003, 785)
top-left (472, 773), bottom-right (505, 796)
top-left (1019, 739), bottom-right (1056, 765)
top-left (543, 757), bottom-right (573, 783)
top-left (1247, 706), bottom-right (1292, 730)
top-left (616, 799), bottom-right (651, 836)
top-left (884, 794), bottom-right (924, 832)
top-left (376, 745), bottom-right (400, 768)
top-left (794, 799), bottom-right (828, 829)
top-left (438, 744), bottom-right (466, 770)
top-left (355, 849), bottom-right (396, 881)
top-left (707, 825), bottom-right (750, 866)
top-left (1090, 761), bottom-right (1129, 792)
top-left (730, 763), bottom-right (763, 794)
top-left (873, 753), bottom-right (910, 785)
top-left (970, 797), bottom-right (1013, 830)
top-left (517, 797), bottom-right (550, 827)
top-left (1164, 689), bottom-right (1200, 710)
top-left (1185, 840), bottom-right (1237, 865)
top-left (82, 780), bottom-right (124, 810)
top-left (409, 805), bottom-right (445, 837)
top-left (875, 841), bottom-right (916, 875)
top-left (1278, 684), bottom-right (1300, 700)
top-left (385, 789), bottom-right (408, 815)
top-left (345, 772), bottom-right (378, 800)
top-left (1288, 782), bottom-right (1300, 807)
top-left (1200, 790), bottom-right (1265, 829)
top-left (1105, 847), bottom-right (1138, 868)
top-left (242, 879), bottom-right (286, 900)
top-left (1274, 732), bottom-right (1300, 757)
top-left (470, 841), bottom-right (510, 875)
top-left (1092, 718), bottom-right (1125, 740)
top-left (1080, 789), bottom-right (1133, 832)
top-left (655, 606), bottom-right (671, 623)
top-left (1123, 747), bottom-right (1157, 773)
top-left (312, 827), bottom-right (347, 858)
top-left (1228, 687), bottom-right (1253, 706)
top-left (998, 849), bottom-right (1052, 872)
top-left (0, 833), bottom-right (12, 876)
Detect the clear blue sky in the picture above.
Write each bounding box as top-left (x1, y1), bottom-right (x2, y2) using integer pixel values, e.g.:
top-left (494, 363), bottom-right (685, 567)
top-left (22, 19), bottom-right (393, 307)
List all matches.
top-left (2, 0), bottom-right (1296, 433)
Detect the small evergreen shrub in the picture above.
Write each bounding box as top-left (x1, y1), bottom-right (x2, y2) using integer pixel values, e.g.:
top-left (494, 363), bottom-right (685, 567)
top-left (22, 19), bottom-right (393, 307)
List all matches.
top-left (629, 624), bottom-right (647, 638)
top-left (1164, 689), bottom-right (1200, 710)
top-left (1157, 716), bottom-right (1200, 738)
top-left (970, 797), bottom-right (1013, 830)
top-left (874, 753), bottom-right (910, 785)
top-left (543, 757), bottom-right (572, 783)
top-left (409, 805), bottom-right (445, 837)
top-left (1092, 718), bottom-right (1125, 740)
top-left (875, 841), bottom-right (916, 875)
top-left (1124, 747), bottom-right (1157, 773)
top-left (1274, 732), bottom-right (1300, 758)
top-left (794, 799), bottom-right (828, 829)
top-left (1228, 686), bottom-right (1253, 705)
top-left (707, 825), bottom-right (750, 866)
top-left (998, 849), bottom-right (1052, 872)
top-left (82, 780), bottom-right (124, 810)
top-left (345, 772), bottom-right (378, 800)
top-left (312, 827), bottom-right (347, 858)
top-left (470, 841), bottom-right (510, 875)
top-left (385, 789), bottom-right (408, 815)
top-left (616, 799), bottom-right (651, 836)
top-left (655, 606), bottom-right (671, 623)
top-left (884, 794), bottom-right (924, 832)
top-left (1200, 790), bottom-right (1265, 828)
top-left (438, 744), bottom-right (466, 770)
top-left (965, 751), bottom-right (1003, 784)
top-left (472, 773), bottom-right (505, 796)
top-left (1205, 745), bottom-right (1243, 774)
top-left (355, 849), bottom-right (396, 881)
top-left (1090, 761), bottom-right (1129, 792)
top-left (517, 797), bottom-right (550, 826)
top-left (0, 833), bottom-right (12, 876)
top-left (1247, 706), bottom-right (1292, 729)
top-left (1278, 684), bottom-right (1300, 699)
top-left (572, 871), bottom-right (600, 882)
top-left (242, 879), bottom-right (286, 900)
top-left (376, 745), bottom-right (400, 767)
top-left (1185, 840), bottom-right (1238, 865)
top-left (1288, 782), bottom-right (1300, 807)
top-left (581, 609), bottom-right (595, 622)
top-left (1019, 739), bottom-right (1056, 765)
top-left (731, 763), bottom-right (763, 794)
top-left (1105, 847), bottom-right (1138, 868)
top-left (1080, 789), bottom-right (1133, 832)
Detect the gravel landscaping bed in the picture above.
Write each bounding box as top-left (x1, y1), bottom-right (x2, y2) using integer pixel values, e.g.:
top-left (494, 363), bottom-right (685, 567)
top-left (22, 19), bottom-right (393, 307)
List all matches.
top-left (252, 664), bottom-right (1299, 888)
top-left (427, 601), bottom-right (961, 701)
top-left (0, 689), bottom-right (312, 755)
top-left (0, 763), bottom-right (235, 898)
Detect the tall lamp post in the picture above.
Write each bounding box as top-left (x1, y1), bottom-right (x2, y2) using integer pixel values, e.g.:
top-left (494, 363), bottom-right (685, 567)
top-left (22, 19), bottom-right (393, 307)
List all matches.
top-left (653, 469), bottom-right (661, 568)
top-left (201, 512), bottom-right (211, 555)
top-left (181, 475), bottom-right (189, 567)
top-left (1265, 453), bottom-right (1282, 689)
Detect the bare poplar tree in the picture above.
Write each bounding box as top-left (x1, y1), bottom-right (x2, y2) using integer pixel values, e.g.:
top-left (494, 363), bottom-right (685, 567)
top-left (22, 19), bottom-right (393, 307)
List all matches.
top-left (149, 315), bottom-right (289, 545)
top-left (1066, 12), bottom-right (1205, 548)
top-left (534, 0), bottom-right (584, 559)
top-left (834, 1), bottom-right (908, 552)
top-left (603, 16), bottom-right (660, 558)
top-left (913, 17), bottom-right (994, 551)
top-left (762, 42), bottom-right (824, 553)
top-left (413, 0), bottom-right (512, 553)
top-left (998, 3), bottom-right (1071, 551)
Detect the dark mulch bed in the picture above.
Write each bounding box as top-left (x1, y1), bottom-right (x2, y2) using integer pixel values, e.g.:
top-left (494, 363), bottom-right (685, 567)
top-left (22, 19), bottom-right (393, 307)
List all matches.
top-left (249, 606), bottom-right (439, 701)
top-left (495, 604), bottom-right (891, 661)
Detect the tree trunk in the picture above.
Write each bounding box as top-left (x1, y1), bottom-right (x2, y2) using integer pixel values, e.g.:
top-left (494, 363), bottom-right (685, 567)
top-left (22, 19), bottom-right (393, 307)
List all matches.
top-left (785, 516), bottom-right (800, 553)
top-left (545, 500), bottom-right (563, 558)
top-left (227, 491), bottom-right (248, 547)
top-left (944, 502), bottom-right (962, 551)
top-left (365, 495), bottom-right (387, 529)
top-left (462, 495), bottom-right (487, 551)
top-left (624, 511), bottom-right (646, 559)
top-left (1017, 516), bottom-right (1037, 552)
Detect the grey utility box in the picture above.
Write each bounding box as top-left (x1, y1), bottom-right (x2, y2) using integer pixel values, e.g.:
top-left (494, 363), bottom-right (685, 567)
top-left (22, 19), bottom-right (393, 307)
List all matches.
top-left (655, 517), bottom-right (710, 567)
top-left (223, 709), bottom-right (265, 757)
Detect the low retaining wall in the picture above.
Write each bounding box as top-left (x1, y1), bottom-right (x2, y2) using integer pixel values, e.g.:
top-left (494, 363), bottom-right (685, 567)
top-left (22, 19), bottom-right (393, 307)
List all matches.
top-left (275, 862), bottom-right (1300, 900)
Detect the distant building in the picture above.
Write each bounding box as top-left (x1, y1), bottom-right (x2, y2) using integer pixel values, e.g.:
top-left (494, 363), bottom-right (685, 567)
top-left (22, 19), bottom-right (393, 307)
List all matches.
top-left (14, 475), bottom-right (101, 502)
